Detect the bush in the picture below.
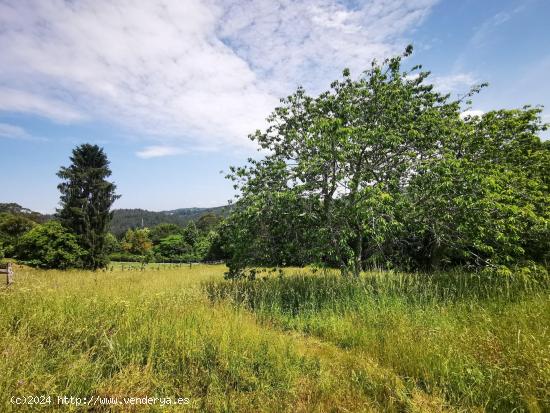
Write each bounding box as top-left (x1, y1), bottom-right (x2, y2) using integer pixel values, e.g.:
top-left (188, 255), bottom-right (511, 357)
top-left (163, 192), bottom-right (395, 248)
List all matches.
top-left (109, 252), bottom-right (149, 263)
top-left (153, 234), bottom-right (191, 259)
top-left (109, 251), bottom-right (204, 264)
top-left (16, 221), bottom-right (85, 269)
top-left (0, 212), bottom-right (37, 257)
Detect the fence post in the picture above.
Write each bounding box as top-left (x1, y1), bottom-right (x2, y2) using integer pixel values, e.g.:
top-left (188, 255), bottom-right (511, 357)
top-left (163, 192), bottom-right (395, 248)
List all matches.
top-left (1, 263), bottom-right (14, 285)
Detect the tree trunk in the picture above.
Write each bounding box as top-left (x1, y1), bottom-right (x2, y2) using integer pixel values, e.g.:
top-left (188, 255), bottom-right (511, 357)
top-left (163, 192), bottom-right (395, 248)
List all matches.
top-left (430, 242), bottom-right (444, 271)
top-left (322, 187), bottom-right (347, 274)
top-left (353, 233), bottom-right (363, 277)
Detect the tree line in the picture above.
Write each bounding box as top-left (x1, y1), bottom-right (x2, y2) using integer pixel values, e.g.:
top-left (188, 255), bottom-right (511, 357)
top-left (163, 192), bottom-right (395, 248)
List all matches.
top-left (0, 146), bottom-right (227, 268)
top-left (108, 215), bottom-right (226, 263)
top-left (109, 206), bottom-right (229, 237)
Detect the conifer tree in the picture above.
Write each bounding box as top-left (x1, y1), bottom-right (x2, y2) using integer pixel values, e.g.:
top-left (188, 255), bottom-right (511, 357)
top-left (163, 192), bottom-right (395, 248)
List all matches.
top-left (57, 144), bottom-right (120, 269)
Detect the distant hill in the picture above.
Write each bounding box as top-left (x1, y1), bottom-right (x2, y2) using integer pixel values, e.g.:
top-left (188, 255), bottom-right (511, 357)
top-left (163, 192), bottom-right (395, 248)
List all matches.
top-left (110, 205), bottom-right (230, 236)
top-left (0, 202), bottom-right (231, 237)
top-left (0, 203), bottom-right (50, 223)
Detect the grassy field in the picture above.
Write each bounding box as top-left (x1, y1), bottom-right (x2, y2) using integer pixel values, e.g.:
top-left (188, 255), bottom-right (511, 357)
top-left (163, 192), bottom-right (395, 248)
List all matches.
top-left (0, 264), bottom-right (548, 412)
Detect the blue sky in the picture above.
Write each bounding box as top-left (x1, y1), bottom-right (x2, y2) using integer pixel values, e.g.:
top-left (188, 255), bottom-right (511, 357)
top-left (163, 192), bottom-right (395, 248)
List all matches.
top-left (0, 0), bottom-right (549, 213)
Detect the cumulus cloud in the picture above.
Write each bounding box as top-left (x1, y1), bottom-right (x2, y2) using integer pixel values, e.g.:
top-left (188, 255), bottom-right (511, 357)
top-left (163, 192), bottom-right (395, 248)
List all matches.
top-left (0, 0), bottom-right (439, 154)
top-left (460, 110), bottom-right (485, 119)
top-left (218, 0), bottom-right (437, 94)
top-left (0, 87), bottom-right (85, 123)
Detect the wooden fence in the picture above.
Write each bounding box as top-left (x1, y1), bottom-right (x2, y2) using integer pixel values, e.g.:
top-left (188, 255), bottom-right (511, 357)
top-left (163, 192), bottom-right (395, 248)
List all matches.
top-left (0, 263), bottom-right (14, 285)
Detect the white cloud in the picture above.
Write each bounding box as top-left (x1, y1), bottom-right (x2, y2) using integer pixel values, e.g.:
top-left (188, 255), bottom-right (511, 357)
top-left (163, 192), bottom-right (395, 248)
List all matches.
top-left (471, 5), bottom-right (525, 47)
top-left (432, 73), bottom-right (478, 94)
top-left (0, 121), bottom-right (47, 141)
top-left (0, 122), bottom-right (29, 139)
top-left (460, 109), bottom-right (484, 119)
top-left (218, 0), bottom-right (438, 94)
top-left (0, 0), bottom-right (439, 152)
top-left (136, 145), bottom-right (186, 159)
top-left (0, 87), bottom-right (85, 123)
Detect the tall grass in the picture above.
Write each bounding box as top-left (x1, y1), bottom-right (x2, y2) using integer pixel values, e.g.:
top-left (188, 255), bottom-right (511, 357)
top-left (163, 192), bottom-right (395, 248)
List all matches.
top-left (1, 264), bottom-right (548, 411)
top-left (0, 265), bottom-right (321, 412)
top-left (204, 269), bottom-right (550, 412)
top-left (204, 269), bottom-right (549, 311)
top-left (2, 264), bottom-right (451, 412)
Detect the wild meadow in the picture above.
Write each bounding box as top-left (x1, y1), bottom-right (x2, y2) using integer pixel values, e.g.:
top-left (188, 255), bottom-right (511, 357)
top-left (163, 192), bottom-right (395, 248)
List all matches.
top-left (1, 1), bottom-right (549, 411)
top-left (1, 263), bottom-right (548, 412)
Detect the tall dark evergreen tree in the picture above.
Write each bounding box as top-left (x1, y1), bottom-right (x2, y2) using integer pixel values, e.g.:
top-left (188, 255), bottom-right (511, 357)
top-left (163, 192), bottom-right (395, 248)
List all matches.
top-left (57, 144), bottom-right (120, 269)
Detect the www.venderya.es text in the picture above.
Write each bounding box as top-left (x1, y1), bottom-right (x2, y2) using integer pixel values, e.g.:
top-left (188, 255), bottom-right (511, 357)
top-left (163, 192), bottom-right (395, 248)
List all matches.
top-left (11, 395), bottom-right (191, 407)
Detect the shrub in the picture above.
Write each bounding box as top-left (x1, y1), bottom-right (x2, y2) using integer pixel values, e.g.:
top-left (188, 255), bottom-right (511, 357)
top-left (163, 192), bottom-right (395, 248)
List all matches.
top-left (153, 234), bottom-right (191, 259)
top-left (16, 221), bottom-right (85, 269)
top-left (0, 212), bottom-right (37, 257)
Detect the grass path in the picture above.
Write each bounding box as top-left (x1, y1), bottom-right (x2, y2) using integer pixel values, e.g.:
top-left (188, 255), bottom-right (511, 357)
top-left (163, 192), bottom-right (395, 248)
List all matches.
top-left (195, 297), bottom-right (452, 412)
top-left (284, 330), bottom-right (453, 412)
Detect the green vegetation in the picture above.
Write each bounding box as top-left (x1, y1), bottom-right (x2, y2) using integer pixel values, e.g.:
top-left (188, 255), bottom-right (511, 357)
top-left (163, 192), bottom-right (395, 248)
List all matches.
top-left (1, 264), bottom-right (548, 412)
top-left (0, 203), bottom-right (48, 224)
top-left (0, 207), bottom-right (227, 267)
top-left (0, 213), bottom-right (37, 258)
top-left (2, 147), bottom-right (227, 268)
top-left (4, 51), bottom-right (549, 275)
top-left (205, 269), bottom-right (550, 411)
top-left (108, 220), bottom-right (227, 263)
top-left (110, 207), bottom-right (228, 237)
top-left (57, 144), bottom-right (120, 269)
top-left (0, 48), bottom-right (548, 411)
top-left (0, 204), bottom-right (47, 260)
top-left (225, 48), bottom-right (549, 277)
top-left (14, 221), bottom-right (84, 269)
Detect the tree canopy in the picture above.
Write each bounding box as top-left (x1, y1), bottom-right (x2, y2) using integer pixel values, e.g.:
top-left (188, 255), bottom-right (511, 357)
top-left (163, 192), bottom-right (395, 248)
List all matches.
top-left (225, 47), bottom-right (549, 277)
top-left (16, 221), bottom-right (85, 269)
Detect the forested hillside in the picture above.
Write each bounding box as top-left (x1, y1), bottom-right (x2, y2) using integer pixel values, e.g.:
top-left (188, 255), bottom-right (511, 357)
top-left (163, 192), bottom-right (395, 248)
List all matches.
top-left (0, 203), bottom-right (49, 223)
top-left (110, 205), bottom-right (229, 236)
top-left (0, 203), bottom-right (229, 237)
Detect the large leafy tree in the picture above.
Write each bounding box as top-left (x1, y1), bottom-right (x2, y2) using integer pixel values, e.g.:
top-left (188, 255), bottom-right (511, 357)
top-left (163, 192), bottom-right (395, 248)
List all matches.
top-left (399, 108), bottom-right (550, 269)
top-left (121, 228), bottom-right (152, 256)
top-left (226, 47), bottom-right (549, 276)
top-left (153, 234), bottom-right (191, 260)
top-left (228, 47), bottom-right (463, 276)
top-left (196, 213), bottom-right (221, 232)
top-left (57, 144), bottom-right (120, 269)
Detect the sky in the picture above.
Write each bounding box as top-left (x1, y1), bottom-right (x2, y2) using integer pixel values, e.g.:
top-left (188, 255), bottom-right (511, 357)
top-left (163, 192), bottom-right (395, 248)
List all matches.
top-left (0, 0), bottom-right (549, 213)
